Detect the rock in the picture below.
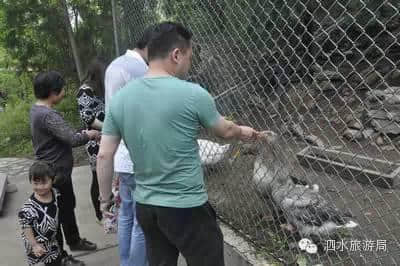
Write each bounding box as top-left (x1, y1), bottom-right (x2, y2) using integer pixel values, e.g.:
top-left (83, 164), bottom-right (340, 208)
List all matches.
top-left (342, 88), bottom-right (352, 97)
top-left (366, 102), bottom-right (400, 112)
top-left (362, 129), bottom-right (376, 139)
top-left (330, 145), bottom-right (343, 150)
top-left (326, 187), bottom-right (338, 192)
top-left (389, 70), bottom-right (400, 84)
top-left (371, 119), bottom-right (400, 135)
top-left (392, 135), bottom-right (400, 144)
top-left (387, 16), bottom-right (400, 31)
top-left (311, 80), bottom-right (336, 91)
top-left (381, 145), bottom-right (395, 151)
top-left (365, 71), bottom-right (381, 86)
top-left (369, 89), bottom-right (387, 99)
top-left (319, 81), bottom-right (336, 91)
top-left (342, 50), bottom-right (354, 57)
top-left (344, 114), bottom-right (353, 124)
top-left (304, 134), bottom-right (325, 147)
top-left (331, 117), bottom-right (341, 125)
top-left (376, 135), bottom-right (385, 146)
top-left (315, 70), bottom-right (344, 82)
top-left (386, 94), bottom-right (400, 105)
top-left (367, 87), bottom-right (400, 105)
top-left (348, 72), bottom-right (363, 86)
top-left (343, 129), bottom-right (363, 141)
top-left (367, 110), bottom-right (400, 122)
top-left (248, 95), bottom-right (265, 109)
top-left (366, 90), bottom-right (385, 103)
top-left (280, 223), bottom-right (296, 232)
top-left (310, 64), bottom-right (323, 74)
top-left (384, 87), bottom-right (400, 95)
top-left (348, 119), bottom-right (362, 130)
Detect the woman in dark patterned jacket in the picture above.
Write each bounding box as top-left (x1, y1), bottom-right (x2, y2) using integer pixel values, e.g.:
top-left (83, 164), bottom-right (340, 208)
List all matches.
top-left (77, 58), bottom-right (107, 223)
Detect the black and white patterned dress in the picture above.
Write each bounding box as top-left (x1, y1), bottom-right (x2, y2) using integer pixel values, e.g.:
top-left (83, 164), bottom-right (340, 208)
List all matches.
top-left (77, 83), bottom-right (105, 170)
top-left (18, 188), bottom-right (61, 265)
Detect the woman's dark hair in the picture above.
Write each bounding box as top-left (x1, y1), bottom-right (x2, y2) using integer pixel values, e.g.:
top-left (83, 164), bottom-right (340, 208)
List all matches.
top-left (33, 71), bottom-right (65, 99)
top-left (29, 161), bottom-right (56, 183)
top-left (135, 25), bottom-right (155, 49)
top-left (83, 57), bottom-right (107, 98)
top-left (147, 22), bottom-right (193, 61)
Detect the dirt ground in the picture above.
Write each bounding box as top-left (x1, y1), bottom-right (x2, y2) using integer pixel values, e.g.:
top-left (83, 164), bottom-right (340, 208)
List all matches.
top-left (205, 91), bottom-right (400, 265)
top-left (205, 140), bottom-right (400, 265)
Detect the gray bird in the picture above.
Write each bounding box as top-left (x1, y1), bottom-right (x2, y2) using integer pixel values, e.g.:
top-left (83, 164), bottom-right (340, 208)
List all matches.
top-left (253, 131), bottom-right (358, 241)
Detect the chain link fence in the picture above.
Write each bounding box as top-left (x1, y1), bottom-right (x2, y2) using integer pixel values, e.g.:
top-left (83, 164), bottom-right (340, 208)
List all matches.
top-left (113, 0), bottom-right (400, 264)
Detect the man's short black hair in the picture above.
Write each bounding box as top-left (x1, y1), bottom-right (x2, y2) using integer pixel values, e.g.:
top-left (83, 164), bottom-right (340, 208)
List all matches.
top-left (29, 161), bottom-right (56, 183)
top-left (135, 25), bottom-right (155, 49)
top-left (147, 22), bottom-right (193, 61)
top-left (33, 71), bottom-right (65, 99)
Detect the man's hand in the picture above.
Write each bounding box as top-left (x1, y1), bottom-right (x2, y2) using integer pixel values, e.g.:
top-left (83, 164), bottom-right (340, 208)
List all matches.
top-left (97, 135), bottom-right (120, 216)
top-left (258, 130), bottom-right (278, 143)
top-left (100, 201), bottom-right (113, 214)
top-left (99, 193), bottom-right (114, 213)
top-left (84, 129), bottom-right (101, 140)
top-left (32, 243), bottom-right (46, 257)
top-left (239, 126), bottom-right (259, 141)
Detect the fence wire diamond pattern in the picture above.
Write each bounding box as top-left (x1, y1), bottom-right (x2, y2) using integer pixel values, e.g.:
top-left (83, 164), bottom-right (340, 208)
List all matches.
top-left (113, 0), bottom-right (400, 264)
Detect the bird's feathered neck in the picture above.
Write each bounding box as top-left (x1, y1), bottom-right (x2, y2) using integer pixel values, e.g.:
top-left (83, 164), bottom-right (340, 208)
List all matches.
top-left (254, 133), bottom-right (293, 190)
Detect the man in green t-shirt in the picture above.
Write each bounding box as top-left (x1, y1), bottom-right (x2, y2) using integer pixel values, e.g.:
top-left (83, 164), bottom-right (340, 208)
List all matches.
top-left (97, 22), bottom-right (260, 266)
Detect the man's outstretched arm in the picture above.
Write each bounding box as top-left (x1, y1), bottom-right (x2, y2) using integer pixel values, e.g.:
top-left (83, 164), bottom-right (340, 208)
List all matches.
top-left (97, 134), bottom-right (121, 211)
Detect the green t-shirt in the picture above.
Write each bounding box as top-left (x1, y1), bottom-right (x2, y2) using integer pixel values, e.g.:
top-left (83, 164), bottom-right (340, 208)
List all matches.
top-left (103, 76), bottom-right (221, 208)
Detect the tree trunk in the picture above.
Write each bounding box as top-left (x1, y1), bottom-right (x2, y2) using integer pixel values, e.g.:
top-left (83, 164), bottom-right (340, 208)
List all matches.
top-left (111, 0), bottom-right (120, 56)
top-left (60, 0), bottom-right (83, 82)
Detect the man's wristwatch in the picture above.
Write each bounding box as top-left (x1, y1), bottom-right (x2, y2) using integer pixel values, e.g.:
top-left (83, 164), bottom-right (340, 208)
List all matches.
top-left (98, 194), bottom-right (113, 204)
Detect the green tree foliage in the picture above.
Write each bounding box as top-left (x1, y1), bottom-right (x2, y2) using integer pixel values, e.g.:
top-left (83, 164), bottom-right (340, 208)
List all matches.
top-left (0, 0), bottom-right (70, 74)
top-left (0, 0), bottom-right (114, 80)
top-left (0, 0), bottom-right (112, 157)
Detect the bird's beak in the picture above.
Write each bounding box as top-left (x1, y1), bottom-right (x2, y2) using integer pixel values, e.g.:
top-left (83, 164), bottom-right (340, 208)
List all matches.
top-left (258, 130), bottom-right (278, 143)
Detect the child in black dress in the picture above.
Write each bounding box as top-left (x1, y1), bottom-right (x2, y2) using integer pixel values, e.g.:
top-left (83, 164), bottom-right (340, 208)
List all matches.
top-left (18, 162), bottom-right (66, 266)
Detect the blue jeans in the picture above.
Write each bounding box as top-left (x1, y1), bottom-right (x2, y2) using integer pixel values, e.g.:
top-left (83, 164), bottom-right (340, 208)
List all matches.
top-left (117, 173), bottom-right (148, 266)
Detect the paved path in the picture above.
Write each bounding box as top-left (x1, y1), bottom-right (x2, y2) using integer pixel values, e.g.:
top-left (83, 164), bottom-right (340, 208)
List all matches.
top-left (0, 158), bottom-right (121, 266)
top-left (0, 158), bottom-right (188, 266)
top-left (0, 157), bottom-right (247, 266)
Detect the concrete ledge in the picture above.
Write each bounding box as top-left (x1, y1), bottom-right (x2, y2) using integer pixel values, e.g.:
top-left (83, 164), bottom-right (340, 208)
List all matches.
top-left (297, 145), bottom-right (400, 188)
top-left (219, 222), bottom-right (274, 266)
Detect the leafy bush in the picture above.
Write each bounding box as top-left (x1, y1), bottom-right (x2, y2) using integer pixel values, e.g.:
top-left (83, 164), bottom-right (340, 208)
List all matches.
top-left (0, 100), bottom-right (33, 157)
top-left (56, 88), bottom-right (82, 129)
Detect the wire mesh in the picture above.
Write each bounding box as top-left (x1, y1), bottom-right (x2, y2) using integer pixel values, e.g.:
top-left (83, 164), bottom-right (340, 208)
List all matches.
top-left (114, 0), bottom-right (400, 264)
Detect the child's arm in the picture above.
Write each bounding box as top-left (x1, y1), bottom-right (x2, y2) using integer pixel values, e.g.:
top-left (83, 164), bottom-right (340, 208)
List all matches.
top-left (23, 226), bottom-right (46, 257)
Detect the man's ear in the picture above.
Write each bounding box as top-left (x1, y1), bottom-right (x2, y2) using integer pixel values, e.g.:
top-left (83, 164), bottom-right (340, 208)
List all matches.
top-left (171, 48), bottom-right (180, 63)
top-left (49, 89), bottom-right (61, 97)
top-left (47, 91), bottom-right (56, 100)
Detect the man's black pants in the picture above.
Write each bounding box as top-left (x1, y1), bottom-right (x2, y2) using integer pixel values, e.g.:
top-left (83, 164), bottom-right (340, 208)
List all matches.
top-left (136, 201), bottom-right (224, 266)
top-left (54, 179), bottom-right (81, 250)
